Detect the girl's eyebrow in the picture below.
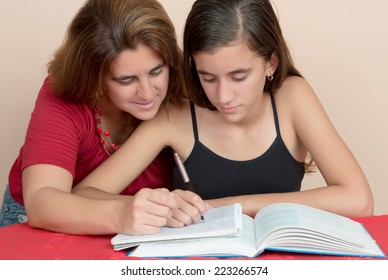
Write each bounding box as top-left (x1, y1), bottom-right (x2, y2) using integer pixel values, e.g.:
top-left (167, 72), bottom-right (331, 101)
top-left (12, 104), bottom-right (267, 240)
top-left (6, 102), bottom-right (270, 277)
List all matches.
top-left (197, 67), bottom-right (252, 76)
top-left (228, 68), bottom-right (252, 74)
top-left (112, 62), bottom-right (165, 81)
top-left (196, 69), bottom-right (213, 76)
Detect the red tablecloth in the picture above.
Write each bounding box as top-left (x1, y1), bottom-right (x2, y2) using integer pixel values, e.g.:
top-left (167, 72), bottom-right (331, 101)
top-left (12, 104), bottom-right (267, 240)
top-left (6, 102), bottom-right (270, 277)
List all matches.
top-left (0, 216), bottom-right (387, 260)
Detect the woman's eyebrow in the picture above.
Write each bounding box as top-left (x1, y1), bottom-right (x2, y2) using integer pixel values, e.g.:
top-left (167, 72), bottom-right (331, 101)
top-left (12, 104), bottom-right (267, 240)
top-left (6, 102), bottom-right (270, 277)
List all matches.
top-left (149, 62), bottom-right (165, 72)
top-left (111, 62), bottom-right (165, 81)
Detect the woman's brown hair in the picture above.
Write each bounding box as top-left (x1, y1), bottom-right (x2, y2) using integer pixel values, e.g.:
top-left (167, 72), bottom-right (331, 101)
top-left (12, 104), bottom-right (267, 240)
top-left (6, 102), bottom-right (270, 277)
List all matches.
top-left (48, 0), bottom-right (185, 108)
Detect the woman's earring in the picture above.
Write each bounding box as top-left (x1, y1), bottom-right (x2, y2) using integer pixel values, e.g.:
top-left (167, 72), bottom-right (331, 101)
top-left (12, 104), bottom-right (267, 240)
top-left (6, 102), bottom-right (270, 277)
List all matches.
top-left (96, 90), bottom-right (104, 100)
top-left (267, 74), bottom-right (274, 81)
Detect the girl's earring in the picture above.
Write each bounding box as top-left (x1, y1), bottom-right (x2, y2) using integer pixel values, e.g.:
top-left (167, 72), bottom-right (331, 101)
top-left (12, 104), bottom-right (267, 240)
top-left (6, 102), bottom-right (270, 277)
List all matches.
top-left (267, 74), bottom-right (274, 81)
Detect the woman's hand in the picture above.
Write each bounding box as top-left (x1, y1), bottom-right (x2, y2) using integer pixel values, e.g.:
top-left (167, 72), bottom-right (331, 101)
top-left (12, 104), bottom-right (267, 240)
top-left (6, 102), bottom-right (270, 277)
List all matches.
top-left (118, 188), bottom-right (178, 235)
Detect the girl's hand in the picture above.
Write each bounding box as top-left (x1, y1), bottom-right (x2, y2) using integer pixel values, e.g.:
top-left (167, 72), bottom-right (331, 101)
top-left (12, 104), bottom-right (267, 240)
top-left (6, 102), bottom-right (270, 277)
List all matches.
top-left (166, 189), bottom-right (210, 227)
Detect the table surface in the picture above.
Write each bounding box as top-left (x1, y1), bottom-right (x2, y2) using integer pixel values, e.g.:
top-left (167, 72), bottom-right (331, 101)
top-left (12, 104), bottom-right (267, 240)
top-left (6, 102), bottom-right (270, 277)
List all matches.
top-left (0, 215), bottom-right (387, 260)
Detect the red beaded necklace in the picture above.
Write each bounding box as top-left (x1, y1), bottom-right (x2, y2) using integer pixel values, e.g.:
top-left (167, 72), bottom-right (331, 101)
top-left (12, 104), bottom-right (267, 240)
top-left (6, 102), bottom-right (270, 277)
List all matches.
top-left (94, 107), bottom-right (120, 152)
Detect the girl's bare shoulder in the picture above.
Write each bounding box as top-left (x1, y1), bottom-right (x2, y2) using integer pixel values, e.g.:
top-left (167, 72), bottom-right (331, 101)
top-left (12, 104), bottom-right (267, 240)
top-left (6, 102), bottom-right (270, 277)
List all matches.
top-left (149, 99), bottom-right (192, 131)
top-left (275, 76), bottom-right (321, 113)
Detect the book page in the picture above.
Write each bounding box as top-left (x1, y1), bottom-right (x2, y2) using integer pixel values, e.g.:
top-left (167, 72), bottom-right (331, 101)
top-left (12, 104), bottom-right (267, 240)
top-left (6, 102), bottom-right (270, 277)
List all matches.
top-left (112, 203), bottom-right (242, 249)
top-left (253, 203), bottom-right (383, 255)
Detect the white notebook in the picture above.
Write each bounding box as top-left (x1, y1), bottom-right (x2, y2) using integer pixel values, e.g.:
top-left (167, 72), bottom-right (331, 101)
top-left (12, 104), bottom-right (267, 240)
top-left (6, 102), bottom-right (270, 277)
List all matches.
top-left (111, 203), bottom-right (243, 250)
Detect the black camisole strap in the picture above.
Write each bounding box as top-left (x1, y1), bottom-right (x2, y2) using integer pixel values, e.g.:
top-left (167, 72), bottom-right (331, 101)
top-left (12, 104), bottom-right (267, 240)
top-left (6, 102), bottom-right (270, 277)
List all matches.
top-left (189, 101), bottom-right (199, 140)
top-left (269, 93), bottom-right (281, 137)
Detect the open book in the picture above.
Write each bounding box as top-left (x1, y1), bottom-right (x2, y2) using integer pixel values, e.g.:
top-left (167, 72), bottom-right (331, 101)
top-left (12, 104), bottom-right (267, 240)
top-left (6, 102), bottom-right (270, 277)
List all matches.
top-left (111, 203), bottom-right (242, 250)
top-left (126, 203), bottom-right (385, 258)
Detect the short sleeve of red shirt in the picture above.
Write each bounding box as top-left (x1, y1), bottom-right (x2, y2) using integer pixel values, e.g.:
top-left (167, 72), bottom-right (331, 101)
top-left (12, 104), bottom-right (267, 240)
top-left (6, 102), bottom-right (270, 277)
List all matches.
top-left (9, 77), bottom-right (174, 205)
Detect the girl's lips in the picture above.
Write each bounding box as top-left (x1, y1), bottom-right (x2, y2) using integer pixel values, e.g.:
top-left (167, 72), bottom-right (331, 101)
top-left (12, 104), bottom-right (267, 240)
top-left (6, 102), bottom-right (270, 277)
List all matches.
top-left (220, 105), bottom-right (238, 113)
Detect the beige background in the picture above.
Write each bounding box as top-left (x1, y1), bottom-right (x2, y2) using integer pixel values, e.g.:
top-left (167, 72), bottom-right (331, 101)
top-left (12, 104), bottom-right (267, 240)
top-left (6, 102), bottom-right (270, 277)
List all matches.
top-left (1, 0), bottom-right (387, 214)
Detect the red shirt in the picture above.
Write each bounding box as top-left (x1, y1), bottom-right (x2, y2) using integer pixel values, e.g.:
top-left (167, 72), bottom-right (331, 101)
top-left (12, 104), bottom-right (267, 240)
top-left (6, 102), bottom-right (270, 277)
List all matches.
top-left (9, 77), bottom-right (173, 205)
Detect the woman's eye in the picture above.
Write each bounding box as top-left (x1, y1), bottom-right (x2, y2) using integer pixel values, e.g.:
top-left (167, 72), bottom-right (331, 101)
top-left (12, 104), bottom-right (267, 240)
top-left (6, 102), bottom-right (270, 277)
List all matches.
top-left (118, 79), bottom-right (133, 85)
top-left (150, 68), bottom-right (163, 76)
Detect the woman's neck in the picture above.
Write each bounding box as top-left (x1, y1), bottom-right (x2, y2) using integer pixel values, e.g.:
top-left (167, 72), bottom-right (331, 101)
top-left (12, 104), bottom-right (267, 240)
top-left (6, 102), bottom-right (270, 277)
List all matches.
top-left (96, 97), bottom-right (134, 152)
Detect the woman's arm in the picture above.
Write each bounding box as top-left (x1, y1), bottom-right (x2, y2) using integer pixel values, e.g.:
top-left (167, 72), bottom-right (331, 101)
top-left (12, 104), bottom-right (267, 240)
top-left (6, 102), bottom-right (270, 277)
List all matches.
top-left (72, 105), bottom-right (208, 226)
top-left (73, 110), bottom-right (176, 194)
top-left (205, 78), bottom-right (373, 218)
top-left (23, 164), bottom-right (177, 235)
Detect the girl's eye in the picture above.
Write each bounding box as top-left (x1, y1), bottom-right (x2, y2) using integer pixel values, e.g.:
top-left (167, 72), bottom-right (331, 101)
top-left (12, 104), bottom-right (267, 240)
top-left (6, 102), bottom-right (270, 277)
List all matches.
top-left (232, 75), bottom-right (247, 82)
top-left (203, 78), bottom-right (216, 83)
top-left (199, 74), bottom-right (247, 83)
top-left (200, 75), bottom-right (216, 83)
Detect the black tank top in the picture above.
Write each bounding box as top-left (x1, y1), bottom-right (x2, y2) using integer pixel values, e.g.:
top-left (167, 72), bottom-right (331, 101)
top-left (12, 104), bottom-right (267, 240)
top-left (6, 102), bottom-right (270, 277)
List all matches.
top-left (173, 94), bottom-right (305, 199)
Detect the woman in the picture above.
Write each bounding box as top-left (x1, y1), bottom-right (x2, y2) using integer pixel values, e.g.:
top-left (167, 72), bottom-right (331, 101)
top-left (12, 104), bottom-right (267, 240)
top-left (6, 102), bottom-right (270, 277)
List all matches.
top-left (73, 0), bottom-right (373, 227)
top-left (0, 0), bottom-right (186, 235)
